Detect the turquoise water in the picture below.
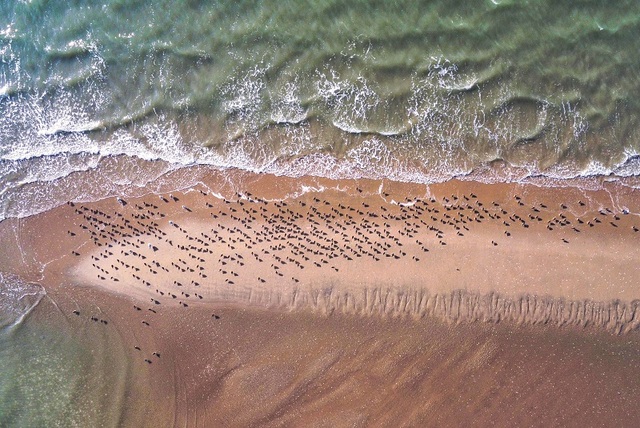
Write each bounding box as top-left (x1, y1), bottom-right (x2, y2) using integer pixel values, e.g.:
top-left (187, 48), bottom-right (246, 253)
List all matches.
top-left (1, 0), bottom-right (640, 219)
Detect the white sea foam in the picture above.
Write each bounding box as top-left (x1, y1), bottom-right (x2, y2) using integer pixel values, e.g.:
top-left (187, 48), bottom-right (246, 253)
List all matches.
top-left (0, 24), bottom-right (16, 39)
top-left (1, 44), bottom-right (637, 223)
top-left (316, 70), bottom-right (388, 136)
top-left (37, 120), bottom-right (104, 136)
top-left (221, 64), bottom-right (269, 139)
top-left (270, 80), bottom-right (307, 125)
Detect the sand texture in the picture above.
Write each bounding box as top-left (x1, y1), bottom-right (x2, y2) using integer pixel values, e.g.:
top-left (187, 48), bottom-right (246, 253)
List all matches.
top-left (1, 170), bottom-right (639, 426)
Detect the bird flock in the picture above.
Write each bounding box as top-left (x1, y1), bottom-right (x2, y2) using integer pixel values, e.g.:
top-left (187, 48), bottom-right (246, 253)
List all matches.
top-left (65, 186), bottom-right (637, 364)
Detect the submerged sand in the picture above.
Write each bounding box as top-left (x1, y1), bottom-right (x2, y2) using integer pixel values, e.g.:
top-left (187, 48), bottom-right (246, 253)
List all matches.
top-left (1, 169), bottom-right (640, 426)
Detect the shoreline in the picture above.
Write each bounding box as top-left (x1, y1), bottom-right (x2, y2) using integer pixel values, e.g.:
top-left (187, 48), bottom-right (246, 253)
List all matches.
top-left (2, 169), bottom-right (639, 329)
top-left (2, 157), bottom-right (640, 224)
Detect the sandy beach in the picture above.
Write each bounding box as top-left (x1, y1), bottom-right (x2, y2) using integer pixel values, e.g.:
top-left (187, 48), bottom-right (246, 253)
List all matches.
top-left (5, 2), bottom-right (640, 425)
top-left (1, 169), bottom-right (640, 426)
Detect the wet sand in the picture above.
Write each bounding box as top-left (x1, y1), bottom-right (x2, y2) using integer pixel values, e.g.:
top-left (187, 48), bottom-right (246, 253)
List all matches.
top-left (1, 169), bottom-right (640, 426)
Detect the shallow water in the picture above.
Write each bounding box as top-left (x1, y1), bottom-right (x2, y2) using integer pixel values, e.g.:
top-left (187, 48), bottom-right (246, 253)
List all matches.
top-left (0, 274), bottom-right (132, 427)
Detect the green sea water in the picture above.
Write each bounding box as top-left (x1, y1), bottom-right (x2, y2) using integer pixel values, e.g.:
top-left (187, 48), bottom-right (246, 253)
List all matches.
top-left (1, 0), bottom-right (640, 220)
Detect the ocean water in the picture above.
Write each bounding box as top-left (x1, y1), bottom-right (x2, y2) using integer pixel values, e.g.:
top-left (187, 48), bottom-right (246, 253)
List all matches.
top-left (0, 0), bottom-right (639, 220)
top-left (1, 1), bottom-right (640, 423)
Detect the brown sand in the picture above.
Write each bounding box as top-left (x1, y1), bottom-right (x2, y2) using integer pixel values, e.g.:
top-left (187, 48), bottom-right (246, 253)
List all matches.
top-left (1, 169), bottom-right (640, 426)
